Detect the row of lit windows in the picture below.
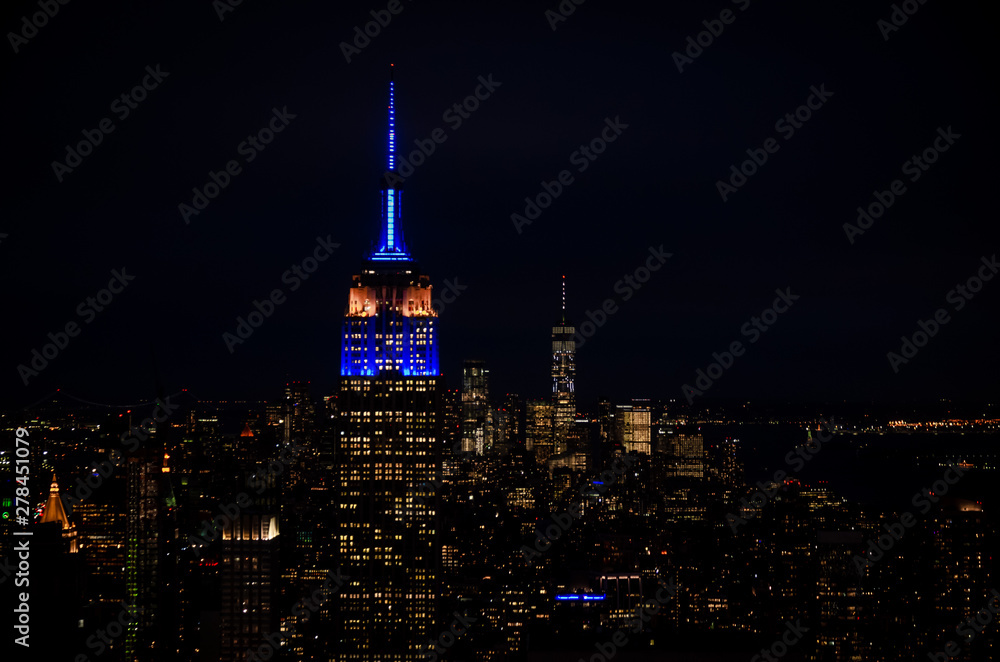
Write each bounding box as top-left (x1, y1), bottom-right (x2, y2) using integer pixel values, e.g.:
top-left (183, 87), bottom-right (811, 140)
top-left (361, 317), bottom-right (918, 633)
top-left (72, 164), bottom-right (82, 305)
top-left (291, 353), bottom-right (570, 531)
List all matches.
top-left (345, 378), bottom-right (435, 385)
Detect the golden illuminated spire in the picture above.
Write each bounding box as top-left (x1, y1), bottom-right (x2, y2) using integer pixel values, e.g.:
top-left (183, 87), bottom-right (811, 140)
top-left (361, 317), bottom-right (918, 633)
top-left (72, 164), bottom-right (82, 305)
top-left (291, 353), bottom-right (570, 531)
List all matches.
top-left (40, 472), bottom-right (70, 528)
top-left (40, 473), bottom-right (78, 552)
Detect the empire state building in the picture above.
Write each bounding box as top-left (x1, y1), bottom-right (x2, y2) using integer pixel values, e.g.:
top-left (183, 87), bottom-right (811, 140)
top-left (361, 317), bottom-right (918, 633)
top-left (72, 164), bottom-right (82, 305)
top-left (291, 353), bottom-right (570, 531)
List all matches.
top-left (335, 66), bottom-right (441, 660)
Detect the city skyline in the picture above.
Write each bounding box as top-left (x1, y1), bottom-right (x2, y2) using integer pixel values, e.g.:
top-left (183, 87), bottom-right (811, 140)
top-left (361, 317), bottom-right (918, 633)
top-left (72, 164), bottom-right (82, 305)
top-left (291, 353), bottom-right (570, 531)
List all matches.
top-left (4, 2), bottom-right (1000, 661)
top-left (3, 2), bottom-right (997, 408)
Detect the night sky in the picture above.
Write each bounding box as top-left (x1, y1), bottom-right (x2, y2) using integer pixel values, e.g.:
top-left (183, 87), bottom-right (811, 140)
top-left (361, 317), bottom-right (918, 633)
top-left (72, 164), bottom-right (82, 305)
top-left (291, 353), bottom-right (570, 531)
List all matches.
top-left (2, 0), bottom-right (997, 408)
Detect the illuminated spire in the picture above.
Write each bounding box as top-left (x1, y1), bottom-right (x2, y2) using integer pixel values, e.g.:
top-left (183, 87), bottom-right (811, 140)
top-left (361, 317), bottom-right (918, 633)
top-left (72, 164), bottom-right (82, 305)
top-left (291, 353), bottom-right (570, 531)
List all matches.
top-left (41, 472), bottom-right (70, 527)
top-left (561, 275), bottom-right (566, 324)
top-left (371, 63), bottom-right (411, 262)
top-left (387, 63), bottom-right (396, 171)
top-left (41, 472), bottom-right (78, 552)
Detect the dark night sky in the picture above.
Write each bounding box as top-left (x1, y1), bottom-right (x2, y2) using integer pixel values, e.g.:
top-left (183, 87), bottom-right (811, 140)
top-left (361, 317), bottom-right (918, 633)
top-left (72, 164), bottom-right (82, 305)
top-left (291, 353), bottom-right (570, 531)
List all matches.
top-left (2, 0), bottom-right (997, 408)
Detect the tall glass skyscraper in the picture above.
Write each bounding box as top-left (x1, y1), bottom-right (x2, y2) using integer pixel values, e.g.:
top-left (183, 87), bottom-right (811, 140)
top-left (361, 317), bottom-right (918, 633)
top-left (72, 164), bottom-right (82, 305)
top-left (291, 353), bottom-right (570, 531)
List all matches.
top-left (335, 66), bottom-right (441, 661)
top-left (461, 359), bottom-right (492, 455)
top-left (551, 276), bottom-right (576, 454)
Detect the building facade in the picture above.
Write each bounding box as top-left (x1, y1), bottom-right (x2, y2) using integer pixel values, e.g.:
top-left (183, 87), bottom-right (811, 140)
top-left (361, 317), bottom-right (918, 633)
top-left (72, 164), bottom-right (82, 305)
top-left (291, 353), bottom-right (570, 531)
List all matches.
top-left (335, 67), bottom-right (442, 661)
top-left (461, 359), bottom-right (492, 455)
top-left (551, 277), bottom-right (576, 455)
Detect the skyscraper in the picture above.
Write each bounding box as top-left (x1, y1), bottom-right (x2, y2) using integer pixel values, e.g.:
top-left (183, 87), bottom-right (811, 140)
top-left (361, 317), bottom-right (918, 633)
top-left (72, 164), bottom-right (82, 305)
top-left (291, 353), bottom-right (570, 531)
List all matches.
top-left (40, 473), bottom-right (78, 553)
top-left (551, 276), bottom-right (576, 455)
top-left (615, 404), bottom-right (651, 455)
top-left (441, 387), bottom-right (463, 478)
top-left (339, 65), bottom-right (438, 380)
top-left (495, 393), bottom-right (524, 455)
top-left (670, 432), bottom-right (705, 478)
top-left (73, 500), bottom-right (126, 606)
top-left (220, 514), bottom-right (280, 662)
top-left (461, 359), bottom-right (492, 455)
top-left (526, 400), bottom-right (554, 465)
top-left (283, 380), bottom-right (315, 443)
top-left (125, 416), bottom-right (180, 662)
top-left (335, 65), bottom-right (441, 661)
top-left (31, 475), bottom-right (85, 662)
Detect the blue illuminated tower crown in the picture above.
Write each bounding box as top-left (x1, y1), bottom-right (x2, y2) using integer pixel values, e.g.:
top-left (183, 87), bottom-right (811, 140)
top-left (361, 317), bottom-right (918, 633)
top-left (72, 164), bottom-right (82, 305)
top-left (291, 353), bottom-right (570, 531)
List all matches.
top-left (334, 68), bottom-right (442, 655)
top-left (340, 66), bottom-right (439, 377)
